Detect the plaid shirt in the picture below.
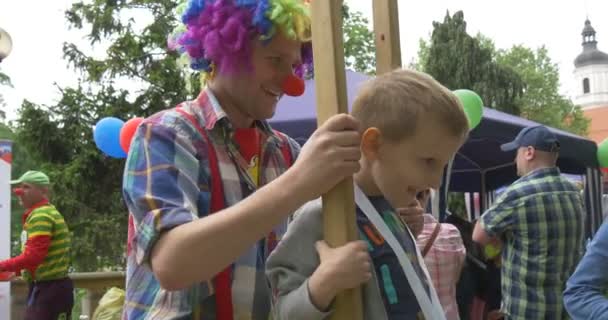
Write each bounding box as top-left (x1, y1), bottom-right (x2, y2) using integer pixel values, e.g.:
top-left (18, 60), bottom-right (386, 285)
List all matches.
top-left (417, 214), bottom-right (465, 320)
top-left (122, 88), bottom-right (300, 320)
top-left (480, 167), bottom-right (584, 320)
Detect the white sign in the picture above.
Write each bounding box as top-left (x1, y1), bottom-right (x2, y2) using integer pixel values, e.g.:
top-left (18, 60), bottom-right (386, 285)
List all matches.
top-left (0, 139), bottom-right (12, 319)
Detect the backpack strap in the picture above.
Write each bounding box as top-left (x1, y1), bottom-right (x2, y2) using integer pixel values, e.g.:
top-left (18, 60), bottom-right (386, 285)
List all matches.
top-left (175, 107), bottom-right (233, 320)
top-left (422, 222), bottom-right (442, 257)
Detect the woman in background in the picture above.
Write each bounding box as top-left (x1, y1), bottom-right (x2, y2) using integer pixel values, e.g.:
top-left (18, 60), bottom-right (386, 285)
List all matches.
top-left (415, 190), bottom-right (467, 320)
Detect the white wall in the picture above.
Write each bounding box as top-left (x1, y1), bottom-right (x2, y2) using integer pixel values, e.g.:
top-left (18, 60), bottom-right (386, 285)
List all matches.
top-left (574, 64), bottom-right (608, 107)
top-left (0, 140), bottom-right (12, 319)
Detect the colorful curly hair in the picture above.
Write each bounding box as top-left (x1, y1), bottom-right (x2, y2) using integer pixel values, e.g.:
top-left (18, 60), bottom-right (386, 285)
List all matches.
top-left (168, 0), bottom-right (314, 81)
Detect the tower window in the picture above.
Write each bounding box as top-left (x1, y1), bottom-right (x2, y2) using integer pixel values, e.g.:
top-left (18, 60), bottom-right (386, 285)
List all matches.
top-left (583, 78), bottom-right (590, 94)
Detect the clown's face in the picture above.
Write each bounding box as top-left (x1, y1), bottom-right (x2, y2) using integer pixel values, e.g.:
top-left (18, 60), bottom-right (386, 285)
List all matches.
top-left (13, 183), bottom-right (47, 209)
top-left (210, 33), bottom-right (303, 128)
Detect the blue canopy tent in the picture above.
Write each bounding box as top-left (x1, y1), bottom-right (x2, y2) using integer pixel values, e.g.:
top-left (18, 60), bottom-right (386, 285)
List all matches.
top-left (270, 70), bottom-right (604, 238)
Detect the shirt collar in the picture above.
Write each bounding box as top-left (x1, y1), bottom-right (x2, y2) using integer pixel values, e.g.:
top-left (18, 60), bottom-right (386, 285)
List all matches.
top-left (22, 199), bottom-right (50, 224)
top-left (423, 213), bottom-right (438, 224)
top-left (523, 166), bottom-right (560, 180)
top-left (196, 87), bottom-right (277, 138)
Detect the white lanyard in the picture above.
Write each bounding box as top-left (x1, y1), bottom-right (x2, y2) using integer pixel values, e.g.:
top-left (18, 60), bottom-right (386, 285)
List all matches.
top-left (354, 185), bottom-right (446, 320)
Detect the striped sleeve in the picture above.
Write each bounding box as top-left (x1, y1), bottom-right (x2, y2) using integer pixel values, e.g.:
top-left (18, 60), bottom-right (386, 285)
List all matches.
top-left (0, 235), bottom-right (51, 273)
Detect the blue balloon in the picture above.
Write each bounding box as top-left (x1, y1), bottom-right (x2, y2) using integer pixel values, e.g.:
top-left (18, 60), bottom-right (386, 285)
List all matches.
top-left (93, 117), bottom-right (127, 159)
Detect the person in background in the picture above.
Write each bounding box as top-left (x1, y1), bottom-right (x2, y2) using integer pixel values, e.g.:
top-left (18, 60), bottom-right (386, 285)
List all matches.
top-left (472, 125), bottom-right (584, 320)
top-left (0, 170), bottom-right (73, 320)
top-left (416, 189), bottom-right (466, 320)
top-left (563, 219), bottom-right (608, 319)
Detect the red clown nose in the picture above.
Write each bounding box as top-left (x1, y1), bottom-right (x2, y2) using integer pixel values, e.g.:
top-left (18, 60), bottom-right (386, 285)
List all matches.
top-left (13, 188), bottom-right (24, 196)
top-left (282, 74), bottom-right (305, 97)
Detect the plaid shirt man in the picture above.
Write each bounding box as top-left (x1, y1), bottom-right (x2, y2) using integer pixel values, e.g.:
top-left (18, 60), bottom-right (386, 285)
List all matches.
top-left (122, 88), bottom-right (300, 320)
top-left (480, 167), bottom-right (584, 320)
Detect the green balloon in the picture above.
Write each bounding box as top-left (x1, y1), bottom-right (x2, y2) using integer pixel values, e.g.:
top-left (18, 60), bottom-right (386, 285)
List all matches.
top-left (453, 89), bottom-right (483, 130)
top-left (598, 139), bottom-right (608, 168)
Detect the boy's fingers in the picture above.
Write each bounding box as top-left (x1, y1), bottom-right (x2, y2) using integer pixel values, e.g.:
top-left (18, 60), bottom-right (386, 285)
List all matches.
top-left (315, 240), bottom-right (330, 256)
top-left (322, 114), bottom-right (360, 133)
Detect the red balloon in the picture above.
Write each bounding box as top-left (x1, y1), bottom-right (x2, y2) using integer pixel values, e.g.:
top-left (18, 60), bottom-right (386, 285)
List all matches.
top-left (282, 74), bottom-right (305, 97)
top-left (120, 117), bottom-right (144, 153)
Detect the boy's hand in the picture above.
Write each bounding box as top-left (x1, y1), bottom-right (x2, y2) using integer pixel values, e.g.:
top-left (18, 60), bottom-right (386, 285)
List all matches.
top-left (308, 240), bottom-right (371, 311)
top-left (397, 201), bottom-right (425, 238)
top-left (291, 114), bottom-right (361, 201)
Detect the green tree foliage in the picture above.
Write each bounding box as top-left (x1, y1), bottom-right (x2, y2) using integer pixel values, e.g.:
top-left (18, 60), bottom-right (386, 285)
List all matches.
top-left (419, 11), bottom-right (525, 115)
top-left (12, 0), bottom-right (191, 271)
top-left (0, 69), bottom-right (12, 136)
top-left (417, 11), bottom-right (588, 135)
top-left (342, 3), bottom-right (376, 74)
top-left (496, 45), bottom-right (589, 135)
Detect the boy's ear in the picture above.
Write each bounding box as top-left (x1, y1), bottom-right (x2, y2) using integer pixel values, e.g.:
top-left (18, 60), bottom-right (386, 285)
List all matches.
top-left (361, 127), bottom-right (382, 160)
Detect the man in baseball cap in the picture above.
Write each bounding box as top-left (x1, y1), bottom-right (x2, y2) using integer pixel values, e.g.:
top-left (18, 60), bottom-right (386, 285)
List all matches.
top-left (472, 125), bottom-right (584, 319)
top-left (500, 125), bottom-right (560, 177)
top-left (1, 170), bottom-right (74, 320)
top-left (500, 125), bottom-right (561, 151)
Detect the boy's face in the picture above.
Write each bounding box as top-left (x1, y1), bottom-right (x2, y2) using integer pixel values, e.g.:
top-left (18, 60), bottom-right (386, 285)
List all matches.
top-left (214, 33), bottom-right (302, 121)
top-left (365, 113), bottom-right (465, 209)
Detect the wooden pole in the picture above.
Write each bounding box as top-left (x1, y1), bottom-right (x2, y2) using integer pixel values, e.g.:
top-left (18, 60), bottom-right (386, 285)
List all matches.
top-left (311, 1), bottom-right (363, 320)
top-left (373, 0), bottom-right (402, 74)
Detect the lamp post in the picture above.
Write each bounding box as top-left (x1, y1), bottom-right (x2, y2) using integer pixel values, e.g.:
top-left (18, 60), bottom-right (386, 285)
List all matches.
top-left (0, 28), bottom-right (13, 63)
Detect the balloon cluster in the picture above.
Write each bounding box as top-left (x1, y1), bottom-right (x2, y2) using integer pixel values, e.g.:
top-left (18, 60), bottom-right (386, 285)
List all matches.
top-left (453, 89), bottom-right (484, 131)
top-left (93, 117), bottom-right (144, 159)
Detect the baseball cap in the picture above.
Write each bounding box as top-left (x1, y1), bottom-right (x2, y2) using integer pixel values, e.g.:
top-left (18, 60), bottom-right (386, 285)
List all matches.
top-left (500, 125), bottom-right (560, 152)
top-left (10, 170), bottom-right (51, 186)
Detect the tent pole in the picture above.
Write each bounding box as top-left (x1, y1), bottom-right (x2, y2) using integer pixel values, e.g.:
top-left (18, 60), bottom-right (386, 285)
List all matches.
top-left (373, 0), bottom-right (402, 73)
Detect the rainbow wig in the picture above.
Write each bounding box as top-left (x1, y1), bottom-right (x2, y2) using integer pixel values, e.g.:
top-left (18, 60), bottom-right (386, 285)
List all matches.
top-left (168, 0), bottom-right (314, 80)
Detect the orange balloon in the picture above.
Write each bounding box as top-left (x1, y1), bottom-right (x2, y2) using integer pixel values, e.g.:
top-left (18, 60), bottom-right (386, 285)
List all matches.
top-left (120, 117), bottom-right (144, 153)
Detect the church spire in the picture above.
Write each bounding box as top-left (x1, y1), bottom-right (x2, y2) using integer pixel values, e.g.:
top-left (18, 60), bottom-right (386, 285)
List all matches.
top-left (582, 19), bottom-right (598, 50)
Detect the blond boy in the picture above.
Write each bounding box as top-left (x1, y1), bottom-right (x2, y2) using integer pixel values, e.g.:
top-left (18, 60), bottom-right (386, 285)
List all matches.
top-left (266, 69), bottom-right (469, 320)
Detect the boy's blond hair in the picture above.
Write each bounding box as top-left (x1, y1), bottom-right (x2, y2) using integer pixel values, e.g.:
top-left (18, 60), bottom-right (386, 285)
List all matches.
top-left (351, 68), bottom-right (469, 142)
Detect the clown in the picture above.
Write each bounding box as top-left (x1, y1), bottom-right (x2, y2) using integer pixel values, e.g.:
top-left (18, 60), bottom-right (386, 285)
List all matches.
top-left (121, 1), bottom-right (362, 319)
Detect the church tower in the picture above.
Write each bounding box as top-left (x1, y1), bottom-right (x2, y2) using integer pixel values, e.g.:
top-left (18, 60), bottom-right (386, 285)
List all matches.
top-left (574, 19), bottom-right (608, 143)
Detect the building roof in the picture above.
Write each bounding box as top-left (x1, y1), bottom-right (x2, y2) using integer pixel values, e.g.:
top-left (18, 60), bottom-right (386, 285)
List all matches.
top-left (575, 19), bottom-right (608, 68)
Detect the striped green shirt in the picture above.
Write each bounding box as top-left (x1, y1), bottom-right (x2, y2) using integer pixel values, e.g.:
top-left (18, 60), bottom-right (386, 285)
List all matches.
top-left (21, 204), bottom-right (71, 282)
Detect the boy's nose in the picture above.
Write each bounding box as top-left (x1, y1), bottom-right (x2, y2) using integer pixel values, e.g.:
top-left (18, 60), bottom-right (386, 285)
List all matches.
top-left (13, 188), bottom-right (24, 196)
